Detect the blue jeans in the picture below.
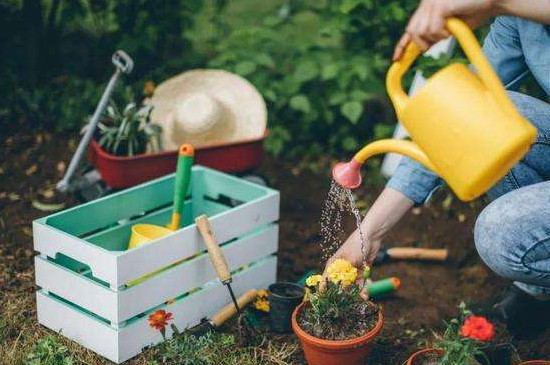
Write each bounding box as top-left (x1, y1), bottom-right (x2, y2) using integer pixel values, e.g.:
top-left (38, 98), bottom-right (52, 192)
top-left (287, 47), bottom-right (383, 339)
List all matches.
top-left (474, 91), bottom-right (550, 297)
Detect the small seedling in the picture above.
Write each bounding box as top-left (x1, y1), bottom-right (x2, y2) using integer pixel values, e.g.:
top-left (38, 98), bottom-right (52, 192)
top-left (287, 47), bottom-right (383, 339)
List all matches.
top-left (25, 335), bottom-right (74, 365)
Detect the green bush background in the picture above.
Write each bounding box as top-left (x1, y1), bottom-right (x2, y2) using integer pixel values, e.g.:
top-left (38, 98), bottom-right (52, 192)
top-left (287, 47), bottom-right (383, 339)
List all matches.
top-left (1, 0), bottom-right (420, 157)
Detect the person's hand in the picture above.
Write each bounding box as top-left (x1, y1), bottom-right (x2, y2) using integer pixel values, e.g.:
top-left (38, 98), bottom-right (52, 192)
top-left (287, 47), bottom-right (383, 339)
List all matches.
top-left (324, 231), bottom-right (381, 299)
top-left (321, 187), bottom-right (415, 298)
top-left (327, 229), bottom-right (381, 269)
top-left (393, 0), bottom-right (496, 61)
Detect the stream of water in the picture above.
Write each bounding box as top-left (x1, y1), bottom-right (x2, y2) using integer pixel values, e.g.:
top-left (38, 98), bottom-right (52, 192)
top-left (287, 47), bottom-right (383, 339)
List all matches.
top-left (320, 180), bottom-right (366, 262)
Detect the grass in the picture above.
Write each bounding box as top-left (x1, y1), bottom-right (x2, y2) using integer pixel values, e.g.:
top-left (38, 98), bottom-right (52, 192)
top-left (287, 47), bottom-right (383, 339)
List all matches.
top-left (149, 331), bottom-right (299, 365)
top-left (0, 260), bottom-right (299, 365)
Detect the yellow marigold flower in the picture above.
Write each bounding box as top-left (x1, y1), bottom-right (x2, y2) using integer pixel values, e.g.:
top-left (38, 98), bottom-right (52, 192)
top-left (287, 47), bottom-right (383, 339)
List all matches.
top-left (144, 81), bottom-right (155, 96)
top-left (305, 274), bottom-right (323, 287)
top-left (327, 259), bottom-right (358, 287)
top-left (253, 289), bottom-right (270, 312)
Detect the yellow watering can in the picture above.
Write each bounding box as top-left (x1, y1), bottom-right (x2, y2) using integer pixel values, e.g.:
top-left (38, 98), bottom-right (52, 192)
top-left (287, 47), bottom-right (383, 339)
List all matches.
top-left (333, 18), bottom-right (537, 201)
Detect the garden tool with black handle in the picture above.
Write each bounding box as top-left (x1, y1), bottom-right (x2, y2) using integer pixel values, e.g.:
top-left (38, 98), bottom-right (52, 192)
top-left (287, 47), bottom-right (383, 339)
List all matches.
top-left (187, 289), bottom-right (258, 337)
top-left (195, 214), bottom-right (256, 345)
top-left (374, 246), bottom-right (448, 265)
top-left (57, 50), bottom-right (134, 194)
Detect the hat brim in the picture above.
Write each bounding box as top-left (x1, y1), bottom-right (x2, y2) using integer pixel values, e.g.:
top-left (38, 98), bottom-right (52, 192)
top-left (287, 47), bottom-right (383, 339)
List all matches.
top-left (150, 69), bottom-right (267, 151)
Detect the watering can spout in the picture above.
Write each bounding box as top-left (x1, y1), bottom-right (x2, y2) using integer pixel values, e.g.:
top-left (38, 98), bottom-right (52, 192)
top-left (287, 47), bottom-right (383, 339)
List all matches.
top-left (332, 139), bottom-right (437, 190)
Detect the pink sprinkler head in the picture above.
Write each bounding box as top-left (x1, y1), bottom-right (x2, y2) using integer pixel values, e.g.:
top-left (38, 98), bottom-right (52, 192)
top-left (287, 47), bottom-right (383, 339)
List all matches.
top-left (332, 159), bottom-right (363, 189)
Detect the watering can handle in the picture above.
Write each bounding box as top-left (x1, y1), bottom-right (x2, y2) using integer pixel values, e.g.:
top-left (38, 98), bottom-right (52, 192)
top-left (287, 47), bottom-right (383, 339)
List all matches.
top-left (386, 18), bottom-right (514, 118)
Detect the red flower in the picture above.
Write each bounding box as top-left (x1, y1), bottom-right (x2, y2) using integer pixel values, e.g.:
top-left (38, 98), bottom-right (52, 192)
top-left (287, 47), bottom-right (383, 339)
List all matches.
top-left (148, 310), bottom-right (173, 331)
top-left (460, 315), bottom-right (494, 342)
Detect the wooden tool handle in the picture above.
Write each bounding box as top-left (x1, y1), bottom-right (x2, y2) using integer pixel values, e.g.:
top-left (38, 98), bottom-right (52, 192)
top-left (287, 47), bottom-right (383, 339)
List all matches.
top-left (210, 289), bottom-right (257, 327)
top-left (195, 215), bottom-right (231, 282)
top-left (387, 247), bottom-right (448, 261)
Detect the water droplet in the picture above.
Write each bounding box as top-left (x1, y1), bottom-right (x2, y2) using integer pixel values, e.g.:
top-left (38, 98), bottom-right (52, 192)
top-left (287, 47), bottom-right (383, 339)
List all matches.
top-left (319, 180), bottom-right (367, 262)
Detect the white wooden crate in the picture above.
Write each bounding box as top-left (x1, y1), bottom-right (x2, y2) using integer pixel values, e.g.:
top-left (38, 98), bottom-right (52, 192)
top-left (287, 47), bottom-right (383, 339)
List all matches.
top-left (33, 166), bottom-right (279, 363)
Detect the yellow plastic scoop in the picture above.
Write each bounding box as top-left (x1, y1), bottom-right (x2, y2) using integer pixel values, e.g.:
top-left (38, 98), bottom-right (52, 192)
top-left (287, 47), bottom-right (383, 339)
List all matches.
top-left (127, 144), bottom-right (194, 250)
top-left (128, 224), bottom-right (173, 249)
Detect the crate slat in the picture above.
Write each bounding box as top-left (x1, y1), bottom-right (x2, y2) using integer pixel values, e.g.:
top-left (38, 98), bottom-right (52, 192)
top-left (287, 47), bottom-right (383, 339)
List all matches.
top-left (34, 221), bottom-right (119, 283)
top-left (37, 256), bottom-right (277, 364)
top-left (36, 224), bottom-right (278, 323)
top-left (43, 176), bottom-right (175, 237)
top-left (114, 192), bottom-right (279, 287)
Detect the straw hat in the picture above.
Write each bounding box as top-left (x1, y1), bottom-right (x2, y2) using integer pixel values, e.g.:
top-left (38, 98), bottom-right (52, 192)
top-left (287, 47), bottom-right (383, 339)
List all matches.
top-left (150, 69), bottom-right (267, 150)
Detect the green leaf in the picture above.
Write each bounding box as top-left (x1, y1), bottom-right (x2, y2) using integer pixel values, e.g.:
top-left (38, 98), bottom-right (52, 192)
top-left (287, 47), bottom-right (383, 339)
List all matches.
top-left (328, 92), bottom-right (346, 106)
top-left (374, 124), bottom-right (395, 139)
top-left (290, 95), bottom-right (311, 113)
top-left (263, 89), bottom-right (277, 102)
top-left (321, 63), bottom-right (339, 80)
top-left (349, 90), bottom-right (369, 102)
top-left (255, 53), bottom-right (275, 68)
top-left (235, 61), bottom-right (257, 76)
top-left (293, 60), bottom-right (319, 83)
top-left (339, 0), bottom-right (362, 14)
top-left (341, 101), bottom-right (363, 124)
top-left (342, 136), bottom-right (358, 151)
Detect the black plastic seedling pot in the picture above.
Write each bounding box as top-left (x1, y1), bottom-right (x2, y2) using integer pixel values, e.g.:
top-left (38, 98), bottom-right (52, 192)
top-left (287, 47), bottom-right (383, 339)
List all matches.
top-left (268, 282), bottom-right (304, 333)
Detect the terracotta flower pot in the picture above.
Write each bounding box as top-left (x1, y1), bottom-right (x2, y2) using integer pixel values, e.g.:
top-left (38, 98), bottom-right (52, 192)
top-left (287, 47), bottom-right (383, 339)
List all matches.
top-left (518, 362), bottom-right (550, 365)
top-left (406, 348), bottom-right (444, 364)
top-left (291, 301), bottom-right (383, 365)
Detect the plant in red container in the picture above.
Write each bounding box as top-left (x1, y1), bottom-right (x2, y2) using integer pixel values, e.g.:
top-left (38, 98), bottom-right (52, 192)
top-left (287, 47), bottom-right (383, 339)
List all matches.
top-left (292, 259), bottom-right (383, 365)
top-left (97, 98), bottom-right (162, 157)
top-left (407, 303), bottom-right (494, 365)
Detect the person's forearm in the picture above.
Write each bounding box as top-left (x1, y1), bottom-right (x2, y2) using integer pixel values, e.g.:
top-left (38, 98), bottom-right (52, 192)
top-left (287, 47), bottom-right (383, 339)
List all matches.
top-left (361, 187), bottom-right (414, 241)
top-left (495, 0), bottom-right (550, 24)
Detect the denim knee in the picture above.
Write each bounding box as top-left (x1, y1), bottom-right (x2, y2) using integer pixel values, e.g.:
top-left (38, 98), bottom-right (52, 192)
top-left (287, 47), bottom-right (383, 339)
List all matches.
top-left (474, 197), bottom-right (525, 278)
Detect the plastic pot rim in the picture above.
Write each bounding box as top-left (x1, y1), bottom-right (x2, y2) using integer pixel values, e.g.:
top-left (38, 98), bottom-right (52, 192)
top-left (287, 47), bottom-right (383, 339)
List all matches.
top-left (268, 282), bottom-right (304, 301)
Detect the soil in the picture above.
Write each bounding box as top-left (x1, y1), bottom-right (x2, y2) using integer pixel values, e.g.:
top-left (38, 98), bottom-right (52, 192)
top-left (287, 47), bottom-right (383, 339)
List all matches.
top-left (297, 300), bottom-right (379, 341)
top-left (270, 284), bottom-right (303, 298)
top-left (1, 127), bottom-right (550, 364)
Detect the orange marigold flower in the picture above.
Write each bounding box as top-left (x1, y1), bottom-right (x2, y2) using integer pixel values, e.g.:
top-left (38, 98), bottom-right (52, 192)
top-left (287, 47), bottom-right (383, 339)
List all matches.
top-left (148, 309), bottom-right (173, 331)
top-left (460, 315), bottom-right (494, 342)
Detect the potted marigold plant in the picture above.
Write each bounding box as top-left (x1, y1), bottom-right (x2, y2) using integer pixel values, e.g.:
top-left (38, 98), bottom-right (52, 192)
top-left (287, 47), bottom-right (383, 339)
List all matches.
top-left (291, 259), bottom-right (383, 365)
top-left (407, 303), bottom-right (494, 365)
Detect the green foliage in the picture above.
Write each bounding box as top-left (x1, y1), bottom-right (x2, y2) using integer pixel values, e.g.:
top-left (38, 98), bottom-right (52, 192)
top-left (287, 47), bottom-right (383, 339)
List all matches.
top-left (2, 0), bottom-right (490, 158)
top-left (151, 331), bottom-right (297, 365)
top-left (2, 75), bottom-right (104, 132)
top-left (97, 94), bottom-right (162, 156)
top-left (433, 303), bottom-right (489, 365)
top-left (414, 53), bottom-right (468, 78)
top-left (308, 280), bottom-right (364, 326)
top-left (0, 0), bottom-right (205, 130)
top-left (25, 335), bottom-right (74, 365)
top-left (200, 0), bottom-right (421, 157)
top-left (300, 271), bottom-right (378, 340)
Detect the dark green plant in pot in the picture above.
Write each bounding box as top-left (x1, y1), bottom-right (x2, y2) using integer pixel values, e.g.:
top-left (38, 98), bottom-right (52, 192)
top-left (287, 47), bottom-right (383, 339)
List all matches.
top-left (97, 101), bottom-right (162, 157)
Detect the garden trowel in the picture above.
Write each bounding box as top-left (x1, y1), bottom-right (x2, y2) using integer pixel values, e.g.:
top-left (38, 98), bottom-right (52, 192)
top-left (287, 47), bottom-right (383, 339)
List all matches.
top-left (195, 214), bottom-right (256, 345)
top-left (374, 246), bottom-right (448, 265)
